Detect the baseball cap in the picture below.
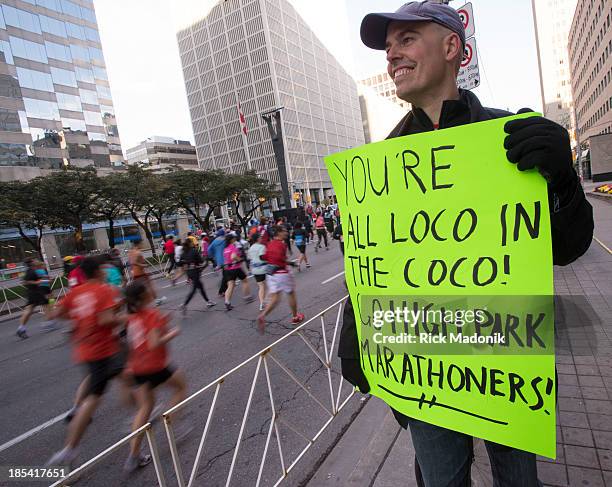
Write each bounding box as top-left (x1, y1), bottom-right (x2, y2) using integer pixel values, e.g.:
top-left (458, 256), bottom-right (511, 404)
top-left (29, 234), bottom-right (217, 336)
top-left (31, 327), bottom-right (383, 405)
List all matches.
top-left (361, 1), bottom-right (465, 50)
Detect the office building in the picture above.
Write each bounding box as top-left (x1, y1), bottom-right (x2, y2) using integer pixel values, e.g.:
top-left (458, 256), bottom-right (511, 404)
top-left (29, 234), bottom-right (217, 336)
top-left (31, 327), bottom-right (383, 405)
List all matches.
top-left (0, 0), bottom-right (123, 181)
top-left (531, 0), bottom-right (578, 139)
top-left (177, 0), bottom-right (364, 205)
top-left (126, 136), bottom-right (197, 172)
top-left (568, 0), bottom-right (612, 180)
top-left (358, 71), bottom-right (411, 111)
top-left (358, 84), bottom-right (406, 143)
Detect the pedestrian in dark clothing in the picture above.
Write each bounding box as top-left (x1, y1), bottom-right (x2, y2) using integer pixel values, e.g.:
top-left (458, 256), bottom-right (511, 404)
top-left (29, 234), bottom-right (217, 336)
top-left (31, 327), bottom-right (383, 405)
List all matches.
top-left (179, 240), bottom-right (215, 314)
top-left (340, 3), bottom-right (594, 487)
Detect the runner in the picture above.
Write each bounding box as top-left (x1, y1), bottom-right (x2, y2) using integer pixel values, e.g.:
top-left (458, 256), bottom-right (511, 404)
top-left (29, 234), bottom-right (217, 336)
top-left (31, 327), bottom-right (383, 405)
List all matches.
top-left (332, 219), bottom-right (344, 255)
top-left (124, 280), bottom-right (187, 473)
top-left (223, 234), bottom-right (254, 311)
top-left (314, 212), bottom-right (328, 252)
top-left (129, 241), bottom-right (166, 305)
top-left (46, 256), bottom-right (125, 467)
top-left (247, 233), bottom-right (267, 311)
top-left (163, 236), bottom-right (176, 277)
top-left (292, 222), bottom-right (310, 271)
top-left (16, 258), bottom-right (56, 339)
top-left (171, 239), bottom-right (185, 286)
top-left (178, 239), bottom-right (215, 315)
top-left (257, 226), bottom-right (305, 334)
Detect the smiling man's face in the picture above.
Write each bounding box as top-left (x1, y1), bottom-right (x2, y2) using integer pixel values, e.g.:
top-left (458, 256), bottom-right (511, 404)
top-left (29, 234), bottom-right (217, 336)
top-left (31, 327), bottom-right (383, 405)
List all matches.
top-left (386, 20), bottom-right (459, 105)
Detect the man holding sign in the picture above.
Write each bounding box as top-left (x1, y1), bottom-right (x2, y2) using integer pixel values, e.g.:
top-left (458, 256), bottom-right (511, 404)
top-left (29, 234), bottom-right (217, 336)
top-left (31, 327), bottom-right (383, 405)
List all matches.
top-left (334, 1), bottom-right (594, 486)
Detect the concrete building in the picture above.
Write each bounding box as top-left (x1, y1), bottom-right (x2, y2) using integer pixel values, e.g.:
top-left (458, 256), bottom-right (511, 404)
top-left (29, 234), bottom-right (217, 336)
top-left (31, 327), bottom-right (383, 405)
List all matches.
top-left (531, 0), bottom-right (578, 138)
top-left (358, 71), bottom-right (411, 111)
top-left (569, 0), bottom-right (612, 139)
top-left (358, 85), bottom-right (406, 144)
top-left (126, 136), bottom-right (197, 172)
top-left (176, 0), bottom-right (364, 206)
top-left (0, 0), bottom-right (122, 181)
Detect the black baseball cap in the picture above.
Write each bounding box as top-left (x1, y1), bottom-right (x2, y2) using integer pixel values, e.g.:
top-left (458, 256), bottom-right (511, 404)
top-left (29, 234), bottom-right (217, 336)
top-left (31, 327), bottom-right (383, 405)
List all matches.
top-left (361, 1), bottom-right (466, 50)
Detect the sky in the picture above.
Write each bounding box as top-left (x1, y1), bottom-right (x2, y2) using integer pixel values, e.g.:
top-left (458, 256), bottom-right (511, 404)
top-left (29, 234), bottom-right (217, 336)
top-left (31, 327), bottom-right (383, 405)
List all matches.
top-left (93, 0), bottom-right (544, 154)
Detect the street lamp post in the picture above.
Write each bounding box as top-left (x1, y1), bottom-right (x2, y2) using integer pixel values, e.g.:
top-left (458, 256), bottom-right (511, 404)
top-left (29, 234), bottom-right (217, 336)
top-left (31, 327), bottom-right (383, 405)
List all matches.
top-left (261, 107), bottom-right (292, 210)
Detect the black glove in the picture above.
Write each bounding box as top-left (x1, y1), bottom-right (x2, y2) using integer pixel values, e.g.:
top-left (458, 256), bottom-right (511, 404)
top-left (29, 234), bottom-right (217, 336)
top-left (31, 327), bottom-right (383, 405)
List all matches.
top-left (504, 109), bottom-right (577, 192)
top-left (341, 358), bottom-right (370, 394)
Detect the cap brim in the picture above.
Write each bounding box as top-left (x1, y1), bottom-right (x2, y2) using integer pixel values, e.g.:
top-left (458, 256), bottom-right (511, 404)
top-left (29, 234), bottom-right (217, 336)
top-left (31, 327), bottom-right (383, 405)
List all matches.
top-left (360, 12), bottom-right (430, 50)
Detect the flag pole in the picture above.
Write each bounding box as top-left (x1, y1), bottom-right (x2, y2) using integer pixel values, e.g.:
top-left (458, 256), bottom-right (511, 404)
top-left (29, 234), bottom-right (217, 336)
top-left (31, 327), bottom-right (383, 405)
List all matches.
top-left (236, 94), bottom-right (252, 171)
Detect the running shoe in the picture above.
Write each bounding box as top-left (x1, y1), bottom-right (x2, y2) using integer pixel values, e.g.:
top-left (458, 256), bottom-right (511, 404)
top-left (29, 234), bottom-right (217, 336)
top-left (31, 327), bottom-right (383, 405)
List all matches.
top-left (46, 447), bottom-right (78, 467)
top-left (124, 454), bottom-right (152, 473)
top-left (259, 303), bottom-right (265, 311)
top-left (244, 295), bottom-right (255, 303)
top-left (178, 304), bottom-right (187, 316)
top-left (16, 329), bottom-right (28, 339)
top-left (225, 302), bottom-right (233, 311)
top-left (154, 296), bottom-right (167, 307)
top-left (206, 301), bottom-right (216, 308)
top-left (306, 263), bottom-right (311, 269)
top-left (291, 313), bottom-right (305, 324)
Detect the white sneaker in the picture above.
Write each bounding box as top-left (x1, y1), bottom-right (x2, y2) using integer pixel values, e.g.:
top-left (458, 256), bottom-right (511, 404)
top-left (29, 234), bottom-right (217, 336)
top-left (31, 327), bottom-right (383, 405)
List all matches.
top-left (46, 447), bottom-right (78, 467)
top-left (155, 296), bottom-right (167, 307)
top-left (259, 303), bottom-right (265, 311)
top-left (124, 454), bottom-right (151, 473)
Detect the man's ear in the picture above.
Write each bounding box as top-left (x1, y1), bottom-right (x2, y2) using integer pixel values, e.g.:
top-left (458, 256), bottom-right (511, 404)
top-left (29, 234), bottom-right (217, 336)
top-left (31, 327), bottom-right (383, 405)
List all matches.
top-left (445, 33), bottom-right (463, 71)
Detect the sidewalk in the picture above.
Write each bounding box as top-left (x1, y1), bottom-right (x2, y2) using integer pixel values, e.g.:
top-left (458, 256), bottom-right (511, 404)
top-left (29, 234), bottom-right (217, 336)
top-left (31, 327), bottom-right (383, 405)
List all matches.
top-left (309, 193), bottom-right (612, 487)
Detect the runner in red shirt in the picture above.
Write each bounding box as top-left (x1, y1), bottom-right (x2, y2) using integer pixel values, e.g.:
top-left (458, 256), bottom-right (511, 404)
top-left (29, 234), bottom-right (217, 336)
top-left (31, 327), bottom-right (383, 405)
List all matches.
top-left (123, 280), bottom-right (187, 473)
top-left (257, 225), bottom-right (304, 333)
top-left (47, 256), bottom-right (125, 467)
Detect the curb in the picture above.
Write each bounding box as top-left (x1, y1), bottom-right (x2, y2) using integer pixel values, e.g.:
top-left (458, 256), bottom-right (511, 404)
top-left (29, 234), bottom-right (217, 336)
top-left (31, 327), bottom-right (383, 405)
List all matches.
top-left (306, 396), bottom-right (402, 486)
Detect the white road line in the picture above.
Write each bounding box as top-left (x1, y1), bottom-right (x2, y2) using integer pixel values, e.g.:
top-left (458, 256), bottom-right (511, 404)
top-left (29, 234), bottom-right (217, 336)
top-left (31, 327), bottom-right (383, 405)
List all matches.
top-left (0, 410), bottom-right (69, 454)
top-left (594, 236), bottom-right (612, 255)
top-left (321, 271), bottom-right (345, 285)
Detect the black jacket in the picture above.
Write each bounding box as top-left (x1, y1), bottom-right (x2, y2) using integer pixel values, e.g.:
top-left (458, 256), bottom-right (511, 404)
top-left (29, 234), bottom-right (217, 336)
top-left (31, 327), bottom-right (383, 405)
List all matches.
top-left (337, 89), bottom-right (594, 427)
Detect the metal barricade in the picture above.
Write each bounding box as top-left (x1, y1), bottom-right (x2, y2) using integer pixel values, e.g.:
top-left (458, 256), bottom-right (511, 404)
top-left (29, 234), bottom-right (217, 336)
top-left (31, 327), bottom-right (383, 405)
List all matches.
top-left (161, 295), bottom-right (353, 487)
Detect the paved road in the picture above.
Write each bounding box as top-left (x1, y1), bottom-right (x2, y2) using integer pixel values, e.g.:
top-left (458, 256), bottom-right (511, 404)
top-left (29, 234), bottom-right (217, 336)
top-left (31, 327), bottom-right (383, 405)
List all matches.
top-left (0, 239), bottom-right (359, 487)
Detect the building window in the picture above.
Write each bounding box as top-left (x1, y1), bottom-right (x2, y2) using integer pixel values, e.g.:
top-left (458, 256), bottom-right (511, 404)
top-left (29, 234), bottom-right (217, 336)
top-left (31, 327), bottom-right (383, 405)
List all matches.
top-left (16, 67), bottom-right (54, 92)
top-left (9, 36), bottom-right (48, 63)
top-left (50, 66), bottom-right (77, 87)
top-left (2, 5), bottom-right (41, 34)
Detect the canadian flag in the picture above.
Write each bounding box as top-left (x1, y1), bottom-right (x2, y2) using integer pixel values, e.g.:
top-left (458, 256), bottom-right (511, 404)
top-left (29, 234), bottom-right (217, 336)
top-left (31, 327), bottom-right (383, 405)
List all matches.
top-left (237, 102), bottom-right (248, 136)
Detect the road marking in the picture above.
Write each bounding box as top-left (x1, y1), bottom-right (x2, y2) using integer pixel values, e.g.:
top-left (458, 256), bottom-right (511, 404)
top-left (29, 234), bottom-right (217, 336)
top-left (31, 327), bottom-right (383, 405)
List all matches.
top-left (321, 271), bottom-right (345, 285)
top-left (0, 410), bottom-right (69, 453)
top-left (594, 236), bottom-right (612, 254)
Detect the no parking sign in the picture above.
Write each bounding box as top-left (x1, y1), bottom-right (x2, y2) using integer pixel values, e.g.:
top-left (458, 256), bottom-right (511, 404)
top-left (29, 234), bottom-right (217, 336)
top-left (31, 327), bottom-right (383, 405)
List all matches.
top-left (456, 3), bottom-right (479, 90)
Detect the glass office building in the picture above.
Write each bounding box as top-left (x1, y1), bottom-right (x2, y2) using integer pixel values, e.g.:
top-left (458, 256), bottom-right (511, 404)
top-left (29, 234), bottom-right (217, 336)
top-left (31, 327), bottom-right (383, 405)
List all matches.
top-left (0, 0), bottom-right (122, 179)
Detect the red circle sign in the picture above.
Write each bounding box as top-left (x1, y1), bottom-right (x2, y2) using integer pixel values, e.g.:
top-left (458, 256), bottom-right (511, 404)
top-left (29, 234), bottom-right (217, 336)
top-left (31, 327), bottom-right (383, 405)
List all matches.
top-left (461, 44), bottom-right (473, 68)
top-left (458, 8), bottom-right (469, 30)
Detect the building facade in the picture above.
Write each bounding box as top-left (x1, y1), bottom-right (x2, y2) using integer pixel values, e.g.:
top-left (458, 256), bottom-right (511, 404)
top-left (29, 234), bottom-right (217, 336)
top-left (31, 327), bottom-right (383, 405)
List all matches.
top-left (126, 136), bottom-right (197, 172)
top-left (177, 0), bottom-right (364, 205)
top-left (569, 0), bottom-right (612, 181)
top-left (358, 84), bottom-right (406, 144)
top-left (0, 0), bottom-right (122, 181)
top-left (531, 0), bottom-right (578, 138)
top-left (569, 0), bottom-right (612, 139)
top-left (358, 71), bottom-right (411, 111)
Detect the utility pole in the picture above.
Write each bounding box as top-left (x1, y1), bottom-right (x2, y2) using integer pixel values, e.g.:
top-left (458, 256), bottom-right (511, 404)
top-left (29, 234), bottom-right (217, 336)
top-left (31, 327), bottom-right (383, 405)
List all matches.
top-left (261, 107), bottom-right (292, 210)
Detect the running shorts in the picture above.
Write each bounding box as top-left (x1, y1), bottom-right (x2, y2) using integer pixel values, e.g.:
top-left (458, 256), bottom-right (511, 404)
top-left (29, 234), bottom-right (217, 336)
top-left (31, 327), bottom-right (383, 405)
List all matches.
top-left (254, 274), bottom-right (266, 283)
top-left (297, 245), bottom-right (306, 255)
top-left (223, 268), bottom-right (247, 281)
top-left (133, 366), bottom-right (175, 389)
top-left (267, 272), bottom-right (295, 294)
top-left (85, 354), bottom-right (125, 396)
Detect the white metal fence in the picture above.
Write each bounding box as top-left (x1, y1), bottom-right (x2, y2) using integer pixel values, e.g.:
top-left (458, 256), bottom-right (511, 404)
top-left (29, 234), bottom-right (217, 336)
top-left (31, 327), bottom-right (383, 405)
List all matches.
top-left (44, 295), bottom-right (352, 487)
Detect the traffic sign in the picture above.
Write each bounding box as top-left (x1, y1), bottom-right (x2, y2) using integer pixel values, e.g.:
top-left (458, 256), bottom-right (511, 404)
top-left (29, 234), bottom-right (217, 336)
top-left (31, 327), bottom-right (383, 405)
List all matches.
top-left (457, 2), bottom-right (475, 39)
top-left (457, 37), bottom-right (480, 90)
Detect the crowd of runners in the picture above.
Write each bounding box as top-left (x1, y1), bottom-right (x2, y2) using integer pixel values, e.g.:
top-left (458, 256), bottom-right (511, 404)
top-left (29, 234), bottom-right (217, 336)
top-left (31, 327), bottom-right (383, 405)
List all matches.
top-left (8, 204), bottom-right (341, 474)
